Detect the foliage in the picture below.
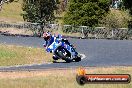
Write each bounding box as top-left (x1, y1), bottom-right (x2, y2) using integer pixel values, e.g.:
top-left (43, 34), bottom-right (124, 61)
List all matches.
top-left (22, 0), bottom-right (57, 30)
top-left (123, 0), bottom-right (132, 15)
top-left (99, 9), bottom-right (131, 29)
top-left (63, 0), bottom-right (110, 27)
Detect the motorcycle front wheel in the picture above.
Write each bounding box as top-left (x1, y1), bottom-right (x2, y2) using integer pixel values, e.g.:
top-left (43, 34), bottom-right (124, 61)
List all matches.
top-left (55, 47), bottom-right (72, 63)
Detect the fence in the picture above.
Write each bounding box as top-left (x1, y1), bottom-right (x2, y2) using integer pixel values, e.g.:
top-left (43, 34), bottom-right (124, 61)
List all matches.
top-left (63, 25), bottom-right (132, 40)
top-left (0, 22), bottom-right (41, 30)
top-left (0, 22), bottom-right (60, 30)
top-left (0, 22), bottom-right (132, 40)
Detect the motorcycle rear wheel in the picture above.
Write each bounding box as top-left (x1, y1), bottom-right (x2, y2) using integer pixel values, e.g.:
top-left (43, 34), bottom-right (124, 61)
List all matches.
top-left (74, 56), bottom-right (81, 62)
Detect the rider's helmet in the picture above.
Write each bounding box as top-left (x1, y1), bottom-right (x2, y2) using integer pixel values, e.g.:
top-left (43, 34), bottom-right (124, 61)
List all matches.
top-left (43, 31), bottom-right (51, 41)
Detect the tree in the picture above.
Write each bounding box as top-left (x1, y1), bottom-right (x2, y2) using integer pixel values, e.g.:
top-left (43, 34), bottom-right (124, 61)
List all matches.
top-left (99, 9), bottom-right (131, 29)
top-left (123, 0), bottom-right (132, 15)
top-left (22, 0), bottom-right (57, 30)
top-left (122, 0), bottom-right (132, 30)
top-left (64, 0), bottom-right (110, 27)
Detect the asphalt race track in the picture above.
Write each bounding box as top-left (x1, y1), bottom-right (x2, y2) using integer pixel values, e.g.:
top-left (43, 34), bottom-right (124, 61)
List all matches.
top-left (0, 34), bottom-right (132, 71)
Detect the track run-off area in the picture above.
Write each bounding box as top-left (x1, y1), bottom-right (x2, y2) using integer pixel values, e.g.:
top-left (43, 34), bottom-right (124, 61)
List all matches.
top-left (0, 34), bottom-right (132, 71)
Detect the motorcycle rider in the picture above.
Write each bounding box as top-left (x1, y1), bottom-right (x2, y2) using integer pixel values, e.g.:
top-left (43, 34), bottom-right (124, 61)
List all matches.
top-left (43, 32), bottom-right (64, 61)
top-left (43, 31), bottom-right (62, 52)
top-left (43, 32), bottom-right (81, 62)
top-left (42, 31), bottom-right (52, 48)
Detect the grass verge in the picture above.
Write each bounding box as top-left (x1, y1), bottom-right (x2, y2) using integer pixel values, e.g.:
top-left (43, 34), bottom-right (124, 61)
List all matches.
top-left (0, 66), bottom-right (131, 88)
top-left (0, 44), bottom-right (52, 66)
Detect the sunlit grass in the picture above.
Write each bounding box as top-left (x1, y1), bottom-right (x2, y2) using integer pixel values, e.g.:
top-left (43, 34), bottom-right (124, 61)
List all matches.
top-left (0, 44), bottom-right (52, 66)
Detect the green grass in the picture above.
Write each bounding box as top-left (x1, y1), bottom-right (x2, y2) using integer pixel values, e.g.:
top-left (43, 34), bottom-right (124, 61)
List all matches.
top-left (0, 67), bottom-right (131, 88)
top-left (0, 44), bottom-right (52, 66)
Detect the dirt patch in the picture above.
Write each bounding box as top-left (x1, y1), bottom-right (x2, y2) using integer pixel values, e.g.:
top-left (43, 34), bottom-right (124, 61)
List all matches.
top-left (0, 69), bottom-right (76, 79)
top-left (0, 66), bottom-right (131, 79)
top-left (0, 28), bottom-right (33, 35)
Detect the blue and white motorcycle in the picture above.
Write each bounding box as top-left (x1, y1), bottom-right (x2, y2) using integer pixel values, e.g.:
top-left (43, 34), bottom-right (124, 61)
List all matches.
top-left (46, 37), bottom-right (81, 63)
